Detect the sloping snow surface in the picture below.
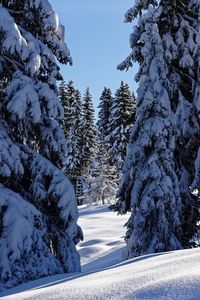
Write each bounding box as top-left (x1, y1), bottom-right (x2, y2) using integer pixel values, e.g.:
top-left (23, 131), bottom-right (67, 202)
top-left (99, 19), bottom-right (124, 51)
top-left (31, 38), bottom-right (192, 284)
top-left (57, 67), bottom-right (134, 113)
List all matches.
top-left (1, 205), bottom-right (200, 300)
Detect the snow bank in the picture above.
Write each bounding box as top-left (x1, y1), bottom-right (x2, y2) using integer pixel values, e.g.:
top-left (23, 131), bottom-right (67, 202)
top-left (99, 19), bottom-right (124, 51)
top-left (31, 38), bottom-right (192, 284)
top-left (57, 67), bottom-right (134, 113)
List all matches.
top-left (1, 206), bottom-right (200, 300)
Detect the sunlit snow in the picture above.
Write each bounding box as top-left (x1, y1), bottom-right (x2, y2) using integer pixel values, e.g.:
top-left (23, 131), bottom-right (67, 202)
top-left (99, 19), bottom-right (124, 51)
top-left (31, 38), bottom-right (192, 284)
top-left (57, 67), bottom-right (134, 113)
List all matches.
top-left (1, 205), bottom-right (200, 300)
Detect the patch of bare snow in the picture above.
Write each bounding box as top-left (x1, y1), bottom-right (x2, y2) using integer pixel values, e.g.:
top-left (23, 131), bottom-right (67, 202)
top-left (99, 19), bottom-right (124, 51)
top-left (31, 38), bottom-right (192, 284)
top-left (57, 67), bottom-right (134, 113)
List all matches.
top-left (1, 205), bottom-right (200, 300)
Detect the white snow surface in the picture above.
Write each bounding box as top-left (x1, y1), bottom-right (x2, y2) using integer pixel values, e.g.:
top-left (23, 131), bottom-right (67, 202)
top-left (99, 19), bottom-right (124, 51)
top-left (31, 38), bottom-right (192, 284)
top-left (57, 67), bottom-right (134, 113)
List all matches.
top-left (1, 205), bottom-right (200, 300)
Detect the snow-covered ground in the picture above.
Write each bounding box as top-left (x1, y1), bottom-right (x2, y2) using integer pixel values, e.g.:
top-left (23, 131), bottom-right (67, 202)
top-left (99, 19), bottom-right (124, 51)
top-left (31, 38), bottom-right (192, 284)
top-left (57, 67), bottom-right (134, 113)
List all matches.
top-left (1, 205), bottom-right (200, 300)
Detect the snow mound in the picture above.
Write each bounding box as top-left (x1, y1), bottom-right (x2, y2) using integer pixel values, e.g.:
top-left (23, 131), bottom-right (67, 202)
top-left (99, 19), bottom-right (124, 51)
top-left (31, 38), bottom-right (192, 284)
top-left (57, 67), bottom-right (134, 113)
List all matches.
top-left (1, 206), bottom-right (200, 300)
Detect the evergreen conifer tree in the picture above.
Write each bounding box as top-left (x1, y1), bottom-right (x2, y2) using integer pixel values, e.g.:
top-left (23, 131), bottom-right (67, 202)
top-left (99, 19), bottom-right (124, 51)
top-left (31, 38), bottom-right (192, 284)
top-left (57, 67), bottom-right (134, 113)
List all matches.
top-left (83, 139), bottom-right (118, 205)
top-left (107, 81), bottom-right (136, 175)
top-left (0, 0), bottom-right (82, 289)
top-left (60, 80), bottom-right (77, 135)
top-left (97, 87), bottom-right (113, 140)
top-left (188, 3), bottom-right (200, 198)
top-left (65, 89), bottom-right (84, 186)
top-left (59, 82), bottom-right (84, 202)
top-left (117, 2), bottom-right (183, 258)
top-left (157, 0), bottom-right (200, 245)
top-left (82, 87), bottom-right (97, 171)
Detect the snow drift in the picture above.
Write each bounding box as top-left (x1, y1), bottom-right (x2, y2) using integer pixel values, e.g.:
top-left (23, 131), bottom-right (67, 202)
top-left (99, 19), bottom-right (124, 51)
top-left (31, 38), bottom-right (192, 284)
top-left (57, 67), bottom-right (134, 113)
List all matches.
top-left (1, 206), bottom-right (200, 300)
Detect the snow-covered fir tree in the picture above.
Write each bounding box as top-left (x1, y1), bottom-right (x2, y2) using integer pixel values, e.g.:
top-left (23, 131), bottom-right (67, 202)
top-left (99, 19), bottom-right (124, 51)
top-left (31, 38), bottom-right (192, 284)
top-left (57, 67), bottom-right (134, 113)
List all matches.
top-left (59, 80), bottom-right (77, 135)
top-left (82, 87), bottom-right (97, 171)
top-left (117, 2), bottom-right (183, 258)
top-left (188, 1), bottom-right (200, 206)
top-left (107, 81), bottom-right (136, 175)
top-left (0, 0), bottom-right (82, 289)
top-left (65, 89), bottom-right (84, 186)
top-left (59, 81), bottom-right (84, 202)
top-left (59, 80), bottom-right (68, 125)
top-left (97, 87), bottom-right (117, 182)
top-left (157, 0), bottom-right (200, 246)
top-left (97, 87), bottom-right (113, 140)
top-left (83, 139), bottom-right (118, 205)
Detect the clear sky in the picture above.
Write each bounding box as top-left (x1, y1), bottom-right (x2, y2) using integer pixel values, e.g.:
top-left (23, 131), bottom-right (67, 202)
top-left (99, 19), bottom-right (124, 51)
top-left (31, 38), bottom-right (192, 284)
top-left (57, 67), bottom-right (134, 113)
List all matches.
top-left (50, 0), bottom-right (138, 116)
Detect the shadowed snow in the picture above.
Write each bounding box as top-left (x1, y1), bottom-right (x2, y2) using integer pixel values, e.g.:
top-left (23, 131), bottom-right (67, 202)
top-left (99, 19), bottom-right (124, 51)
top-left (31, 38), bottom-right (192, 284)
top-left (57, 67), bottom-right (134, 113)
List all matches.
top-left (1, 205), bottom-right (200, 300)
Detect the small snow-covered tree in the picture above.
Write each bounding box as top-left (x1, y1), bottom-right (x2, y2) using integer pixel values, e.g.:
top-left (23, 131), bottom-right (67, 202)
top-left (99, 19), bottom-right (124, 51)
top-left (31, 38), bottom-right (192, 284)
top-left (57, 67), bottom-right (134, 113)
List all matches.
top-left (60, 80), bottom-right (77, 135)
top-left (117, 3), bottom-right (183, 258)
top-left (107, 81), bottom-right (136, 175)
top-left (59, 82), bottom-right (84, 200)
top-left (82, 87), bottom-right (97, 171)
top-left (59, 80), bottom-right (68, 126)
top-left (0, 1), bottom-right (82, 289)
top-left (97, 87), bottom-right (113, 140)
top-left (83, 139), bottom-right (118, 205)
top-left (65, 89), bottom-right (84, 185)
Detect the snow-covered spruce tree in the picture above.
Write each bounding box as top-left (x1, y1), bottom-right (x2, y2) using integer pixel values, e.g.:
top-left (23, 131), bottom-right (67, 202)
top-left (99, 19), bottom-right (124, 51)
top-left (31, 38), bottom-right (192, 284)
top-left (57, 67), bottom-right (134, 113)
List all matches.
top-left (0, 1), bottom-right (82, 289)
top-left (65, 89), bottom-right (84, 186)
top-left (188, 1), bottom-right (200, 210)
top-left (83, 138), bottom-right (118, 205)
top-left (80, 88), bottom-right (97, 205)
top-left (59, 80), bottom-right (77, 135)
top-left (117, 3), bottom-right (183, 258)
top-left (107, 81), bottom-right (136, 175)
top-left (59, 82), bottom-right (84, 201)
top-left (82, 87), bottom-right (97, 171)
top-left (97, 87), bottom-right (117, 182)
top-left (97, 87), bottom-right (113, 140)
top-left (59, 80), bottom-right (68, 127)
top-left (157, 0), bottom-right (200, 246)
top-left (73, 90), bottom-right (85, 204)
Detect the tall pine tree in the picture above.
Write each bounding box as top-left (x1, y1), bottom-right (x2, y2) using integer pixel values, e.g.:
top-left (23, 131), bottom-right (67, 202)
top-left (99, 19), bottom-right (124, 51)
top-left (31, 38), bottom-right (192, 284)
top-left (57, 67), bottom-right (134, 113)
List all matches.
top-left (188, 2), bottom-right (200, 206)
top-left (157, 0), bottom-right (200, 246)
top-left (83, 138), bottom-right (118, 205)
top-left (0, 0), bottom-right (82, 289)
top-left (107, 81), bottom-right (136, 175)
top-left (65, 89), bottom-right (84, 186)
top-left (97, 87), bottom-right (113, 140)
top-left (117, 2), bottom-right (183, 258)
top-left (60, 80), bottom-right (77, 135)
top-left (59, 81), bottom-right (84, 202)
top-left (82, 87), bottom-right (97, 171)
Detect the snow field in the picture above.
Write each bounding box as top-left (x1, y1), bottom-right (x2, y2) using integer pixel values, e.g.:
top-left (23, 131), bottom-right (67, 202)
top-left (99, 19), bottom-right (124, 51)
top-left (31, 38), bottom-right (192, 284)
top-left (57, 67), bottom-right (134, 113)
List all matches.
top-left (1, 205), bottom-right (200, 300)
top-left (77, 205), bottom-right (128, 271)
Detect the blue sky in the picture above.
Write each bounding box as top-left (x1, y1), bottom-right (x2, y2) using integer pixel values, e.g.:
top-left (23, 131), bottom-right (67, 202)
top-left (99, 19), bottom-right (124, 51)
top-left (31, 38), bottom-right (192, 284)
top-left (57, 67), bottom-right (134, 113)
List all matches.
top-left (50, 0), bottom-right (138, 115)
